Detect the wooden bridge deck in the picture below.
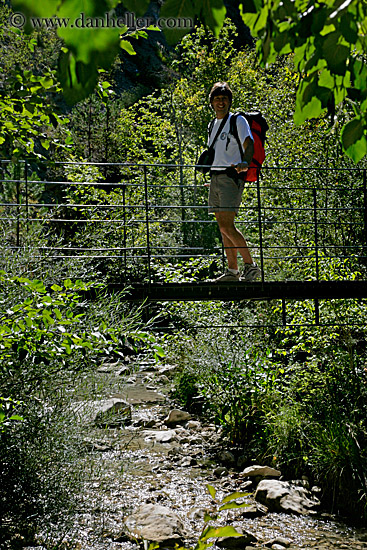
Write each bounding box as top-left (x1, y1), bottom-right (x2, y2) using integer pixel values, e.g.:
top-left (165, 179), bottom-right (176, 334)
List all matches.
top-left (109, 280), bottom-right (367, 302)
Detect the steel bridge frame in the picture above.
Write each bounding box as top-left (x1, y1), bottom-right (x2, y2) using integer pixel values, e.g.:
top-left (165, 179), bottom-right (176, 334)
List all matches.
top-left (1, 160), bottom-right (367, 326)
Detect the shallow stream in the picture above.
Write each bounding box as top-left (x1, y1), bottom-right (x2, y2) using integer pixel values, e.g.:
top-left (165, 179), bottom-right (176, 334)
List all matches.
top-left (54, 358), bottom-right (367, 550)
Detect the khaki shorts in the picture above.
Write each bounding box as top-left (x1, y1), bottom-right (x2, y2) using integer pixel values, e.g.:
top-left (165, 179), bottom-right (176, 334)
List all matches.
top-left (208, 172), bottom-right (244, 214)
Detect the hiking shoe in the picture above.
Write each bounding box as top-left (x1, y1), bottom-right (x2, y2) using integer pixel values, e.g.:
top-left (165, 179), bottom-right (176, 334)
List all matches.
top-left (214, 270), bottom-right (240, 283)
top-left (241, 262), bottom-right (262, 282)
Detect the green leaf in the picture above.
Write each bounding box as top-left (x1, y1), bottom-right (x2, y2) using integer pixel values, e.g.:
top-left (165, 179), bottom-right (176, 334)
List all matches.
top-left (201, 526), bottom-right (243, 542)
top-left (338, 12), bottom-right (358, 43)
top-left (293, 42), bottom-right (308, 71)
top-left (120, 40), bottom-right (136, 55)
top-left (322, 32), bottom-right (350, 75)
top-left (51, 284), bottom-right (63, 291)
top-left (221, 491), bottom-right (250, 503)
top-left (153, 345), bottom-right (165, 358)
top-left (294, 94), bottom-right (322, 125)
top-left (345, 135), bottom-right (367, 163)
top-left (57, 25), bottom-right (121, 65)
top-left (341, 118), bottom-right (367, 162)
top-left (311, 8), bottom-right (327, 35)
top-left (206, 484), bottom-right (217, 500)
top-left (273, 32), bottom-right (292, 54)
top-left (239, 0), bottom-right (263, 14)
top-left (318, 68), bottom-right (335, 89)
top-left (9, 414), bottom-right (23, 422)
top-left (341, 118), bottom-right (364, 150)
top-left (41, 139), bottom-right (50, 150)
top-left (219, 501), bottom-right (251, 511)
top-left (352, 58), bottom-right (367, 91)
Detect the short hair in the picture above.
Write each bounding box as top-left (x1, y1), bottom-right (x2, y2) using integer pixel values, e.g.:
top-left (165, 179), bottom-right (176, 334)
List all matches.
top-left (209, 82), bottom-right (233, 105)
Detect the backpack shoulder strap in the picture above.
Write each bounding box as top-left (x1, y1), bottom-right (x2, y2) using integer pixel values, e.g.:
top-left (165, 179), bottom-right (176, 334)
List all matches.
top-left (229, 113), bottom-right (244, 159)
top-left (208, 118), bottom-right (215, 137)
top-left (208, 113), bottom-right (229, 149)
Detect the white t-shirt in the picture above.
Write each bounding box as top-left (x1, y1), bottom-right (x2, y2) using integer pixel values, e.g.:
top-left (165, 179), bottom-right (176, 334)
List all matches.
top-left (208, 113), bottom-right (253, 170)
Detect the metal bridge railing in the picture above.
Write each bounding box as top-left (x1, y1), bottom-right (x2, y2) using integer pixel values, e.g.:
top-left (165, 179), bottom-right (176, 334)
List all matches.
top-left (1, 160), bottom-right (366, 284)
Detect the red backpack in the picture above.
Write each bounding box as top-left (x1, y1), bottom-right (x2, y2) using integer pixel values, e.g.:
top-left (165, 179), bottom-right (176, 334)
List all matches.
top-left (230, 111), bottom-right (268, 182)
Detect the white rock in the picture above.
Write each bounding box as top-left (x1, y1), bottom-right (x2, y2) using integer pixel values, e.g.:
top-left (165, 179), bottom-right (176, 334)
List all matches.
top-left (242, 465), bottom-right (281, 478)
top-left (143, 430), bottom-right (177, 443)
top-left (164, 409), bottom-right (191, 426)
top-left (255, 479), bottom-right (320, 515)
top-left (186, 420), bottom-right (201, 430)
top-left (266, 536), bottom-right (293, 548)
top-left (71, 398), bottom-right (131, 427)
top-left (124, 504), bottom-right (185, 543)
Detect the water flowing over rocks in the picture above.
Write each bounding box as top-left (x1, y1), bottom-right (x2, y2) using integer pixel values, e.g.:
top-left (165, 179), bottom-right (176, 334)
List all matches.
top-left (58, 355), bottom-right (367, 550)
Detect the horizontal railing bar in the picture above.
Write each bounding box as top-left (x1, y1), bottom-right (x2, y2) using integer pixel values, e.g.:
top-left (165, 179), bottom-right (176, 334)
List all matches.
top-left (4, 249), bottom-right (365, 261)
top-left (1, 202), bottom-right (364, 213)
top-left (1, 179), bottom-right (364, 193)
top-left (1, 158), bottom-right (366, 171)
top-left (4, 244), bottom-right (366, 251)
top-left (1, 215), bottom-right (363, 225)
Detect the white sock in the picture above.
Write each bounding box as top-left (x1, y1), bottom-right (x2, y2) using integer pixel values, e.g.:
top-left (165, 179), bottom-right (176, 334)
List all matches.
top-left (228, 268), bottom-right (239, 274)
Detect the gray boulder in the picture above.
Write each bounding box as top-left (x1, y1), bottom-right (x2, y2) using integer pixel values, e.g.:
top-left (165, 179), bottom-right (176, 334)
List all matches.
top-left (164, 409), bottom-right (191, 426)
top-left (242, 465), bottom-right (281, 478)
top-left (94, 398), bottom-right (132, 427)
top-left (265, 536), bottom-right (292, 548)
top-left (71, 398), bottom-right (131, 427)
top-left (216, 529), bottom-right (258, 548)
top-left (143, 429), bottom-right (177, 443)
top-left (255, 479), bottom-right (320, 515)
top-left (124, 504), bottom-right (186, 545)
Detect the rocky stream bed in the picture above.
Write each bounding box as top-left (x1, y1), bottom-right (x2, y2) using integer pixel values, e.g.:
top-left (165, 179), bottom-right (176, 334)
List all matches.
top-left (36, 356), bottom-right (367, 550)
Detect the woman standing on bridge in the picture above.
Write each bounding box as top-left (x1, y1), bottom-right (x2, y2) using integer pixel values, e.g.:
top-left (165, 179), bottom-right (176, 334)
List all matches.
top-left (207, 82), bottom-right (261, 282)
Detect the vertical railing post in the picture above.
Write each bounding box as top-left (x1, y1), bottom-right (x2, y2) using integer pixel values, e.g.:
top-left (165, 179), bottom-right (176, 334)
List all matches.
top-left (313, 187), bottom-right (319, 281)
top-left (256, 174), bottom-right (265, 282)
top-left (144, 165), bottom-right (151, 288)
top-left (15, 162), bottom-right (20, 248)
top-left (282, 298), bottom-right (287, 326)
top-left (314, 298), bottom-right (320, 326)
top-left (25, 160), bottom-right (29, 235)
top-left (179, 163), bottom-right (186, 245)
top-left (363, 169), bottom-right (367, 252)
top-left (122, 183), bottom-right (127, 281)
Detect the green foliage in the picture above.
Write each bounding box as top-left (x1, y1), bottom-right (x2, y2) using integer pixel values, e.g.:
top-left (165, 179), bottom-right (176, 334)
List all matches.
top-left (0, 269), bottom-right (154, 545)
top-left (173, 370), bottom-right (200, 409)
top-left (0, 69), bottom-right (71, 160)
top-left (0, 273), bottom-right (107, 378)
top-left (9, 0), bottom-right (227, 104)
top-left (199, 351), bottom-right (277, 450)
top-left (0, 397), bottom-right (23, 433)
top-left (150, 485), bottom-right (249, 550)
top-left (266, 350), bottom-right (367, 518)
top-left (241, 0), bottom-right (367, 161)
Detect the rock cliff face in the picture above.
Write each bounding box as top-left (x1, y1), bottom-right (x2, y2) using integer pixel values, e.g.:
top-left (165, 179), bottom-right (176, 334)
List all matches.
top-left (114, 0), bottom-right (253, 96)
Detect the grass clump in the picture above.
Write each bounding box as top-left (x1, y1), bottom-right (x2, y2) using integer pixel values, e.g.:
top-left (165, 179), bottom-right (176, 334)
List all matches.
top-left (0, 270), bottom-right (150, 548)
